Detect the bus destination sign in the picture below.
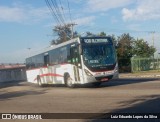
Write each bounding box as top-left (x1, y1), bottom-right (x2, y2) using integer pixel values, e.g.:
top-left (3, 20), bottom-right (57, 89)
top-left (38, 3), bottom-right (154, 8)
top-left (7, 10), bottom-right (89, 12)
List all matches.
top-left (83, 39), bottom-right (110, 44)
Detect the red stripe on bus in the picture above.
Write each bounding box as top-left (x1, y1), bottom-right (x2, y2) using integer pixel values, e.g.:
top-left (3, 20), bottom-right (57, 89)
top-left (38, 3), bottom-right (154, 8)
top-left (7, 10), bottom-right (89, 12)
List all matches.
top-left (34, 73), bottom-right (63, 81)
top-left (40, 73), bottom-right (63, 77)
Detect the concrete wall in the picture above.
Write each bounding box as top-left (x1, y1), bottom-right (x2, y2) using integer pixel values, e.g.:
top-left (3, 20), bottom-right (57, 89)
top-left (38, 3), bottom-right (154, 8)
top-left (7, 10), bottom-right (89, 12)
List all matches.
top-left (0, 67), bottom-right (27, 82)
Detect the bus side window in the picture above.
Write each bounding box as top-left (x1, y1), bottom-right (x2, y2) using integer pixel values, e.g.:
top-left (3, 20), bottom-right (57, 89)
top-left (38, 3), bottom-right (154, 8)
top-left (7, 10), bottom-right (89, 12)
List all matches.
top-left (67, 46), bottom-right (71, 63)
top-left (44, 55), bottom-right (49, 66)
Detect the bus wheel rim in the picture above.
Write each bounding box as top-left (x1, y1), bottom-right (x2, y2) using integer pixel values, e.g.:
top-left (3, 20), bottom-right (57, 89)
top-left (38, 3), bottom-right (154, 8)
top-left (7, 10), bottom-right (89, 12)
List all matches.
top-left (67, 78), bottom-right (73, 87)
top-left (38, 79), bottom-right (42, 86)
top-left (38, 81), bottom-right (41, 86)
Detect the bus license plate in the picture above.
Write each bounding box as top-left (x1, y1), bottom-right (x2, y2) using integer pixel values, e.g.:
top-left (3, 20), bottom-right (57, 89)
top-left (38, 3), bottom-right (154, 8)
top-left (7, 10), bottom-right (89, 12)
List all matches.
top-left (101, 78), bottom-right (108, 81)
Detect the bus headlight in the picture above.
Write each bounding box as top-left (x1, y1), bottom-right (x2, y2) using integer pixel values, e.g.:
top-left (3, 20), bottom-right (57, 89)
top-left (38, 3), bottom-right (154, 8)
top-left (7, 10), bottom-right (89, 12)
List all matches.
top-left (84, 69), bottom-right (93, 76)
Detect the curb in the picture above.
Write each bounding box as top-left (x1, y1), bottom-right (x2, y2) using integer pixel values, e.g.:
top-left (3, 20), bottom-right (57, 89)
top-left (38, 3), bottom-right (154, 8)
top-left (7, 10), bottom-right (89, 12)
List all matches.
top-left (119, 74), bottom-right (160, 78)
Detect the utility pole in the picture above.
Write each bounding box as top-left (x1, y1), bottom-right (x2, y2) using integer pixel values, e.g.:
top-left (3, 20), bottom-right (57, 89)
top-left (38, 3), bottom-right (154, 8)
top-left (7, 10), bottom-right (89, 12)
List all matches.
top-left (68, 23), bottom-right (77, 39)
top-left (151, 31), bottom-right (155, 47)
top-left (150, 31), bottom-right (155, 58)
top-left (27, 48), bottom-right (31, 58)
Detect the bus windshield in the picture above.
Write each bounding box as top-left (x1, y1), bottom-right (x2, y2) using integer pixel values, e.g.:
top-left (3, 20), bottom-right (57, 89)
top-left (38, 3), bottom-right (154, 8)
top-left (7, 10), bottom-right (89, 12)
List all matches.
top-left (82, 44), bottom-right (116, 68)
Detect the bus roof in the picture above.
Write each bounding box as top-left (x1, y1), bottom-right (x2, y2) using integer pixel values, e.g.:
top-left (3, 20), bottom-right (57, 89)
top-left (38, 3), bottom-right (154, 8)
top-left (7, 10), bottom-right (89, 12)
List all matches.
top-left (26, 37), bottom-right (80, 58)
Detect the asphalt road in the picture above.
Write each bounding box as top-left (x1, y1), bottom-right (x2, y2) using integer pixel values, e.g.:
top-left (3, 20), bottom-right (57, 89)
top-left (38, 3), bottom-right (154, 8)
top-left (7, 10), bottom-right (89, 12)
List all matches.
top-left (0, 78), bottom-right (160, 122)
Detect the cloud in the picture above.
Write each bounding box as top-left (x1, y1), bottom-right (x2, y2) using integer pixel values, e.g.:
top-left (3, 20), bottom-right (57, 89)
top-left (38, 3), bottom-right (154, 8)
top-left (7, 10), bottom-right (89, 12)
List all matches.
top-left (127, 24), bottom-right (141, 31)
top-left (0, 5), bottom-right (50, 23)
top-left (111, 16), bottom-right (118, 24)
top-left (0, 6), bottom-right (26, 22)
top-left (122, 0), bottom-right (160, 21)
top-left (86, 0), bottom-right (133, 12)
top-left (74, 16), bottom-right (96, 26)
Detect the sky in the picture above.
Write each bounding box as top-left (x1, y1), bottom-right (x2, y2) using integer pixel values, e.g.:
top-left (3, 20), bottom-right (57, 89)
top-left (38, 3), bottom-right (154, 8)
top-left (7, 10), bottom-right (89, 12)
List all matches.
top-left (0, 0), bottom-right (160, 63)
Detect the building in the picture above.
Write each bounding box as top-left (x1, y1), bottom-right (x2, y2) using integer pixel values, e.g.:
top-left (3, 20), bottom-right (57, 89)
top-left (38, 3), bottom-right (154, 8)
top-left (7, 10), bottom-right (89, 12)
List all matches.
top-left (0, 64), bottom-right (27, 82)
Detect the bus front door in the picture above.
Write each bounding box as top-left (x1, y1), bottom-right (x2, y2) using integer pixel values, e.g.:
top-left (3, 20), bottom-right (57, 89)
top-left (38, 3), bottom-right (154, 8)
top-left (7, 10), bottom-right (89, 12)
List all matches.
top-left (70, 46), bottom-right (81, 82)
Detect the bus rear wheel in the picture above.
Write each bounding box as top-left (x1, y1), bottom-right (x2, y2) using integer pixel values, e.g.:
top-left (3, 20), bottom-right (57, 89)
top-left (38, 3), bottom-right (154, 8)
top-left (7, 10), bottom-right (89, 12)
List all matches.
top-left (37, 76), bottom-right (43, 87)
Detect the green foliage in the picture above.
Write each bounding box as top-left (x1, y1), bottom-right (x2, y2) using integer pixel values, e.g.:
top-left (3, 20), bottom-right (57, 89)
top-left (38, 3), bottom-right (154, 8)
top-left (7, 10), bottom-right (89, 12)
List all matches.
top-left (85, 31), bottom-right (107, 37)
top-left (133, 39), bottom-right (156, 57)
top-left (115, 33), bottom-right (134, 72)
top-left (115, 33), bottom-right (156, 72)
top-left (99, 32), bottom-right (106, 36)
top-left (54, 25), bottom-right (71, 43)
top-left (86, 32), bottom-right (95, 37)
top-left (116, 33), bottom-right (135, 59)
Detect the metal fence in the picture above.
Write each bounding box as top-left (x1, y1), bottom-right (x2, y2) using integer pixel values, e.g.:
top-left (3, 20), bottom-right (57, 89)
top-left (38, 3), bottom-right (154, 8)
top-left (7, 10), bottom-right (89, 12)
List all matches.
top-left (131, 57), bottom-right (160, 72)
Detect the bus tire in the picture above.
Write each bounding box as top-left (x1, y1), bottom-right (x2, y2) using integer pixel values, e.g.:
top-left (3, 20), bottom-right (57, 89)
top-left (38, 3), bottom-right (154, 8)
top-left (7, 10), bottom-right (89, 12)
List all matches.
top-left (37, 75), bottom-right (43, 87)
top-left (92, 82), bottom-right (101, 87)
top-left (65, 75), bottom-right (75, 88)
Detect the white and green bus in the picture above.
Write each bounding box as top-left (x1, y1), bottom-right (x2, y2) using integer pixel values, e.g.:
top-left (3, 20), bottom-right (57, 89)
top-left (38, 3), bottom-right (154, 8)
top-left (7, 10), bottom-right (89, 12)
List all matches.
top-left (26, 36), bottom-right (118, 87)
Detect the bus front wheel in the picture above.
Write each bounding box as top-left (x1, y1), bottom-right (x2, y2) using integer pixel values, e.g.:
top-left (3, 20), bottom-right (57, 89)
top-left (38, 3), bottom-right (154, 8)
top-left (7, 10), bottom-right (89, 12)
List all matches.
top-left (65, 75), bottom-right (75, 88)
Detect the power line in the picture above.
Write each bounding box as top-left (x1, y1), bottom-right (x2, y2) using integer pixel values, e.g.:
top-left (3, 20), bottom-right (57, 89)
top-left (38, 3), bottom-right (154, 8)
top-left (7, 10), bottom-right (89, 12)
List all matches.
top-left (56, 0), bottom-right (67, 24)
top-left (58, 0), bottom-right (67, 22)
top-left (45, 0), bottom-right (75, 26)
top-left (50, 0), bottom-right (66, 25)
top-left (45, 0), bottom-right (62, 25)
top-left (66, 0), bottom-right (72, 23)
top-left (45, 0), bottom-right (66, 25)
top-left (77, 25), bottom-right (158, 34)
top-left (45, 0), bottom-right (77, 39)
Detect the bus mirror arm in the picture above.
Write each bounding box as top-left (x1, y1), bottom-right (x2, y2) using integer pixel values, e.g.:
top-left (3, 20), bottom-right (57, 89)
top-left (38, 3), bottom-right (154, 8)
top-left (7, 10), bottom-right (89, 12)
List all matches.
top-left (78, 45), bottom-right (82, 55)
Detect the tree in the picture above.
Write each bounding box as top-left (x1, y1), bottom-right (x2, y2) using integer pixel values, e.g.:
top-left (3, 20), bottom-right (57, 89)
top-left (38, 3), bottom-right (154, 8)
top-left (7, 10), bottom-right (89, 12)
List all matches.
top-left (52, 24), bottom-right (71, 44)
top-left (85, 31), bottom-right (107, 37)
top-left (117, 33), bottom-right (135, 59)
top-left (133, 39), bottom-right (156, 57)
top-left (51, 24), bottom-right (78, 45)
top-left (99, 31), bottom-right (106, 36)
top-left (86, 32), bottom-right (95, 37)
top-left (116, 33), bottom-right (135, 72)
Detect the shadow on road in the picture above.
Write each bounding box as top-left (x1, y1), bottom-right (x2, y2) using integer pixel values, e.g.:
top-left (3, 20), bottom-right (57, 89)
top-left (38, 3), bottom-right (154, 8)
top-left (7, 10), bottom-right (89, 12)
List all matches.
top-left (0, 80), bottom-right (28, 89)
top-left (99, 78), bottom-right (160, 88)
top-left (0, 90), bottom-right (46, 101)
top-left (0, 81), bottom-right (47, 101)
top-left (0, 78), bottom-right (159, 90)
top-left (87, 95), bottom-right (160, 122)
top-left (73, 78), bottom-right (159, 89)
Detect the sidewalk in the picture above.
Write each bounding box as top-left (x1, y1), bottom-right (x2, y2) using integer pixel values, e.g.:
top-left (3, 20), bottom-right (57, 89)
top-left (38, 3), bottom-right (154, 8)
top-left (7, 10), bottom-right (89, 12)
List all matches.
top-left (119, 72), bottom-right (160, 78)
